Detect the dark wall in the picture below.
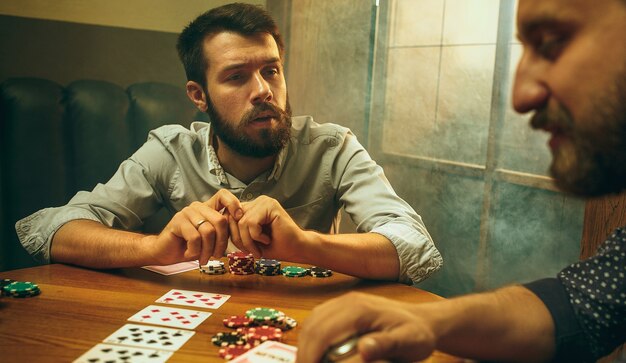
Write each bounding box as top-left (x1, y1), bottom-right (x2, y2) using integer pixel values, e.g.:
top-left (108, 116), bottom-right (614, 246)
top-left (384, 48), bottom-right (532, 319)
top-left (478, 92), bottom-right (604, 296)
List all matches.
top-left (0, 15), bottom-right (191, 270)
top-left (0, 15), bottom-right (186, 87)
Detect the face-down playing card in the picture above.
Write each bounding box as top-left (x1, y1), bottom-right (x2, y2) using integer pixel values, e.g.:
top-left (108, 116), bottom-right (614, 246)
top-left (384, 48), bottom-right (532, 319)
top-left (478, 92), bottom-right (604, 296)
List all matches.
top-left (154, 289), bottom-right (230, 309)
top-left (102, 323), bottom-right (194, 351)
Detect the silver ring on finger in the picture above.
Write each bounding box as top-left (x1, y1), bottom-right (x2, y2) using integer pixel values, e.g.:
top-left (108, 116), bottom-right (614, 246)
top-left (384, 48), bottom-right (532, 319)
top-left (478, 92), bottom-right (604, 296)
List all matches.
top-left (195, 219), bottom-right (207, 229)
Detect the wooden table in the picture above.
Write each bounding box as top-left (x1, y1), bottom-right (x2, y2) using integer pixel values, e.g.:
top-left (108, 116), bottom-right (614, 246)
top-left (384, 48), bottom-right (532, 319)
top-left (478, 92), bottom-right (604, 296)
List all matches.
top-left (0, 263), bottom-right (464, 362)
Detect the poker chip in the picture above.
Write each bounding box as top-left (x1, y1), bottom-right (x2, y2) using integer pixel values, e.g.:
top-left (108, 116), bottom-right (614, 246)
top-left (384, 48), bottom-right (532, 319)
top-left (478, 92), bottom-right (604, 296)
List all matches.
top-left (223, 315), bottom-right (254, 328)
top-left (235, 326), bottom-right (256, 339)
top-left (245, 325), bottom-right (283, 343)
top-left (228, 252), bottom-right (255, 275)
top-left (267, 315), bottom-right (298, 331)
top-left (200, 260), bottom-right (226, 275)
top-left (0, 279), bottom-right (15, 296)
top-left (219, 344), bottom-right (252, 360)
top-left (310, 266), bottom-right (333, 278)
top-left (2, 281), bottom-right (40, 298)
top-left (281, 266), bottom-right (309, 277)
top-left (255, 259), bottom-right (282, 276)
top-left (245, 307), bottom-right (284, 323)
top-left (211, 331), bottom-right (247, 347)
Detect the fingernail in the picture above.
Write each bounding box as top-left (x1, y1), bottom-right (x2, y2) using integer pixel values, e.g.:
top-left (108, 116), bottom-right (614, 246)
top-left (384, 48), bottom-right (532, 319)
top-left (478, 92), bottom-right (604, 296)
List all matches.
top-left (235, 209), bottom-right (243, 219)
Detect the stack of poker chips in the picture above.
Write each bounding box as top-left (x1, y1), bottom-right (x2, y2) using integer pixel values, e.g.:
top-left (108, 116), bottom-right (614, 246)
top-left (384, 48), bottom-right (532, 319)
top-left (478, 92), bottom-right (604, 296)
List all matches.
top-left (244, 307), bottom-right (297, 331)
top-left (212, 307), bottom-right (298, 359)
top-left (310, 266), bottom-right (333, 278)
top-left (281, 266), bottom-right (310, 277)
top-left (1, 280), bottom-right (41, 298)
top-left (280, 265), bottom-right (333, 278)
top-left (199, 260), bottom-right (226, 275)
top-left (227, 252), bottom-right (256, 275)
top-left (254, 258), bottom-right (281, 276)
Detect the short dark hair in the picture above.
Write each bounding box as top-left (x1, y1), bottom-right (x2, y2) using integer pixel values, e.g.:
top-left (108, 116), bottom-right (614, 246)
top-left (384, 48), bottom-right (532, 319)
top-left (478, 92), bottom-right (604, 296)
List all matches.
top-left (176, 2), bottom-right (284, 88)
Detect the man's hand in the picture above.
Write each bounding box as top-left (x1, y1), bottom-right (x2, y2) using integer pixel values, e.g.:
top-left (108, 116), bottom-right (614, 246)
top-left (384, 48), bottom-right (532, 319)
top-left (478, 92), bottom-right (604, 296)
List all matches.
top-left (148, 189), bottom-right (243, 265)
top-left (297, 292), bottom-right (437, 363)
top-left (229, 195), bottom-right (309, 260)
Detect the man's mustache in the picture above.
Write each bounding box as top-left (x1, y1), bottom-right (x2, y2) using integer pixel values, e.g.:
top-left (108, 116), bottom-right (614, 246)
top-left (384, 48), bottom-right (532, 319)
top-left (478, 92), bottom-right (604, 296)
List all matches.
top-left (242, 103), bottom-right (287, 125)
top-left (530, 104), bottom-right (574, 132)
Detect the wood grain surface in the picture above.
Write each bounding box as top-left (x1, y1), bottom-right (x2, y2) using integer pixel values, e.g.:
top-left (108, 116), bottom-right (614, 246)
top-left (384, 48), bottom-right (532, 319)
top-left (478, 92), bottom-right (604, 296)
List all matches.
top-left (0, 263), bottom-right (465, 363)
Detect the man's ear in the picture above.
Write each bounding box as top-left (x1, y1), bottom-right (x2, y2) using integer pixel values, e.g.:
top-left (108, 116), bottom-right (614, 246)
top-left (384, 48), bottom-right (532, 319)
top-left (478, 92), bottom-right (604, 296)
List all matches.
top-left (186, 81), bottom-right (208, 112)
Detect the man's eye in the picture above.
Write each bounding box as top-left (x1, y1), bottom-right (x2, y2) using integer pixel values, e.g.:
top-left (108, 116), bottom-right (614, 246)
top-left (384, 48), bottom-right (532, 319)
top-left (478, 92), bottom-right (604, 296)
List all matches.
top-left (227, 74), bottom-right (242, 81)
top-left (534, 34), bottom-right (567, 60)
top-left (264, 68), bottom-right (279, 77)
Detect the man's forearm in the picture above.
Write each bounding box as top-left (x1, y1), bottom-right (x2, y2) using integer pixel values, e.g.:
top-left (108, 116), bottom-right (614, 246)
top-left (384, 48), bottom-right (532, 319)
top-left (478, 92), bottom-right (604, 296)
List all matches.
top-left (51, 219), bottom-right (157, 268)
top-left (296, 231), bottom-right (400, 280)
top-left (419, 285), bottom-right (556, 362)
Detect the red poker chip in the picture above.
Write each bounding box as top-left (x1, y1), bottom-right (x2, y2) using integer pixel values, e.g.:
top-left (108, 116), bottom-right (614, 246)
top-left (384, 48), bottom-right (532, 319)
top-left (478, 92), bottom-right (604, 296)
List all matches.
top-left (236, 326), bottom-right (257, 336)
top-left (224, 315), bottom-right (254, 328)
top-left (228, 252), bottom-right (254, 260)
top-left (219, 344), bottom-right (252, 360)
top-left (246, 325), bottom-right (283, 343)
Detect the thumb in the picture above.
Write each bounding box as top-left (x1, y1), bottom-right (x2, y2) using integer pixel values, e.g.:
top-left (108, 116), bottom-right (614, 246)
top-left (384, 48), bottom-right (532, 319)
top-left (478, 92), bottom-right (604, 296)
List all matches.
top-left (358, 329), bottom-right (434, 362)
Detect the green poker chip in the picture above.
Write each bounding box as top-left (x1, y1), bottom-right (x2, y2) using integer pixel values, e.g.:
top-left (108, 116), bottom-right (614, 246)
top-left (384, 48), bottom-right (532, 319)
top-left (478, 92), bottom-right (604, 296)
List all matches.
top-left (3, 281), bottom-right (40, 298)
top-left (281, 266), bottom-right (309, 277)
top-left (245, 307), bottom-right (283, 322)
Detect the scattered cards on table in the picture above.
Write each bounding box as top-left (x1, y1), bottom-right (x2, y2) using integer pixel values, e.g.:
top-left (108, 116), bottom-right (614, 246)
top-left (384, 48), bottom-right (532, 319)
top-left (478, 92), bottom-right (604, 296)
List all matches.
top-left (73, 343), bottom-right (173, 363)
top-left (102, 323), bottom-right (195, 352)
top-left (142, 261), bottom-right (199, 275)
top-left (155, 289), bottom-right (230, 309)
top-left (229, 341), bottom-right (297, 363)
top-left (127, 305), bottom-right (212, 330)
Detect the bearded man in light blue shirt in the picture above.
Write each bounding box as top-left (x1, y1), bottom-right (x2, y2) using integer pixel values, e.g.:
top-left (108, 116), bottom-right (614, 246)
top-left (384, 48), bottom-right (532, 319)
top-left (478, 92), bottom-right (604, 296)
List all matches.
top-left (16, 3), bottom-right (441, 284)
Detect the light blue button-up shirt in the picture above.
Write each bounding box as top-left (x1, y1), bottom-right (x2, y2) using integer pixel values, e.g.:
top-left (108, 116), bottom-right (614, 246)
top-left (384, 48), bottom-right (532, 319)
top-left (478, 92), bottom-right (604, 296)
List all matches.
top-left (16, 116), bottom-right (442, 283)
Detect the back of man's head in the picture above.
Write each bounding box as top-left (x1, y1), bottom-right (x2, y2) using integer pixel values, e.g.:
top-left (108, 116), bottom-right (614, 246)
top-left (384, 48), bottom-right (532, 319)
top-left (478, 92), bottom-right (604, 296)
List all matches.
top-left (177, 2), bottom-right (284, 88)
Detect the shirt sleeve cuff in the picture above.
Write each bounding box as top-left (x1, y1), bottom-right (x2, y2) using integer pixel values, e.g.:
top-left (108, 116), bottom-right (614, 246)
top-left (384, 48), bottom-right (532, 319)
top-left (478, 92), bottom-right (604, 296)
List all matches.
top-left (523, 278), bottom-right (595, 363)
top-left (371, 222), bottom-right (443, 285)
top-left (15, 208), bottom-right (102, 264)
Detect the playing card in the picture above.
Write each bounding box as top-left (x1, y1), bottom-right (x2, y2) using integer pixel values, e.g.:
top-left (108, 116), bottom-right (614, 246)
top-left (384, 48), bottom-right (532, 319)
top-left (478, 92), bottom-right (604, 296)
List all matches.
top-left (155, 289), bottom-right (230, 309)
top-left (128, 305), bottom-right (211, 330)
top-left (142, 261), bottom-right (199, 275)
top-left (229, 341), bottom-right (297, 363)
top-left (73, 343), bottom-right (173, 363)
top-left (103, 323), bottom-right (194, 351)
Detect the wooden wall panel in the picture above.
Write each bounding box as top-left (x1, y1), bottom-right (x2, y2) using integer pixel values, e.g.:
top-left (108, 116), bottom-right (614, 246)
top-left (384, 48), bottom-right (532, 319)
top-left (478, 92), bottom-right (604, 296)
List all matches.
top-left (580, 191), bottom-right (626, 259)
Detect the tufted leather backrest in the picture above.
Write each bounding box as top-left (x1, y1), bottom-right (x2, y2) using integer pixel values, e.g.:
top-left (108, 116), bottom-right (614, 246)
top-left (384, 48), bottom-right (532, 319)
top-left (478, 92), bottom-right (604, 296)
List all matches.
top-left (0, 78), bottom-right (209, 271)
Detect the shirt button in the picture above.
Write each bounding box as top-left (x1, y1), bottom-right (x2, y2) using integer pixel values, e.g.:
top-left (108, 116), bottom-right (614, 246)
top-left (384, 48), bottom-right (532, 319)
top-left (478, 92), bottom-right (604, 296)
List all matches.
top-left (245, 193), bottom-right (254, 200)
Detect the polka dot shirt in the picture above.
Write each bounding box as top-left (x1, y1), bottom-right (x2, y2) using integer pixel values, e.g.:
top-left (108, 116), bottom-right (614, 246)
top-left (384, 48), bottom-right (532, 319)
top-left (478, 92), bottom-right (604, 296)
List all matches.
top-left (526, 227), bottom-right (625, 362)
top-left (559, 227), bottom-right (626, 358)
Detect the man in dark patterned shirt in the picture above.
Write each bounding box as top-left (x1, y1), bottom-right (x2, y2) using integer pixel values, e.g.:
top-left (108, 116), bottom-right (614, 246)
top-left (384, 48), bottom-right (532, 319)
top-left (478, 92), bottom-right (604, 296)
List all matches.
top-left (297, 0), bottom-right (626, 362)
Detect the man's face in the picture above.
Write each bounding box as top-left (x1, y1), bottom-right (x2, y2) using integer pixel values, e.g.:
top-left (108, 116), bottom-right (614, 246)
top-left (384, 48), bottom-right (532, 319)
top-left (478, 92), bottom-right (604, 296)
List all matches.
top-left (513, 0), bottom-right (626, 196)
top-left (203, 31), bottom-right (291, 158)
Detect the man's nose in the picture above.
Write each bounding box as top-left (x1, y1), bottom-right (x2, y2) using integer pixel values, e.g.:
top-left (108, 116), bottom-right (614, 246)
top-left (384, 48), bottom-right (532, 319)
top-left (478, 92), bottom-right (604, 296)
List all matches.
top-left (251, 73), bottom-right (272, 104)
top-left (512, 50), bottom-right (549, 114)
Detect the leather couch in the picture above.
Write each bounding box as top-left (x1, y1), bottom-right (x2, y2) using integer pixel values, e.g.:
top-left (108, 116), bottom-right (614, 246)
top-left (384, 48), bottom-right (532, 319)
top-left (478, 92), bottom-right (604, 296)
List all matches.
top-left (0, 78), bottom-right (208, 271)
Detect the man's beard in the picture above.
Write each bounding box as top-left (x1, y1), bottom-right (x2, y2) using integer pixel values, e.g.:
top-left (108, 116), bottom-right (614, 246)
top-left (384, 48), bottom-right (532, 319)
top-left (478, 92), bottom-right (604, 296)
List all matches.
top-left (530, 70), bottom-right (626, 197)
top-left (206, 95), bottom-right (292, 158)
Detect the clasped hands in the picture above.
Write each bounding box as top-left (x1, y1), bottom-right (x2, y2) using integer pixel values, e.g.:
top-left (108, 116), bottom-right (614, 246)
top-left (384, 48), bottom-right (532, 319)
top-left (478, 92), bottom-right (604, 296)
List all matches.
top-left (149, 189), bottom-right (305, 266)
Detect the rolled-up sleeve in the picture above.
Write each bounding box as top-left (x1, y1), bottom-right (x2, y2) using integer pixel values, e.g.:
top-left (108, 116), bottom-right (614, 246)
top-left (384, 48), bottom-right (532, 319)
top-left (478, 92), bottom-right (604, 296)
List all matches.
top-left (333, 131), bottom-right (443, 284)
top-left (16, 206), bottom-right (102, 263)
top-left (15, 126), bottom-right (182, 264)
